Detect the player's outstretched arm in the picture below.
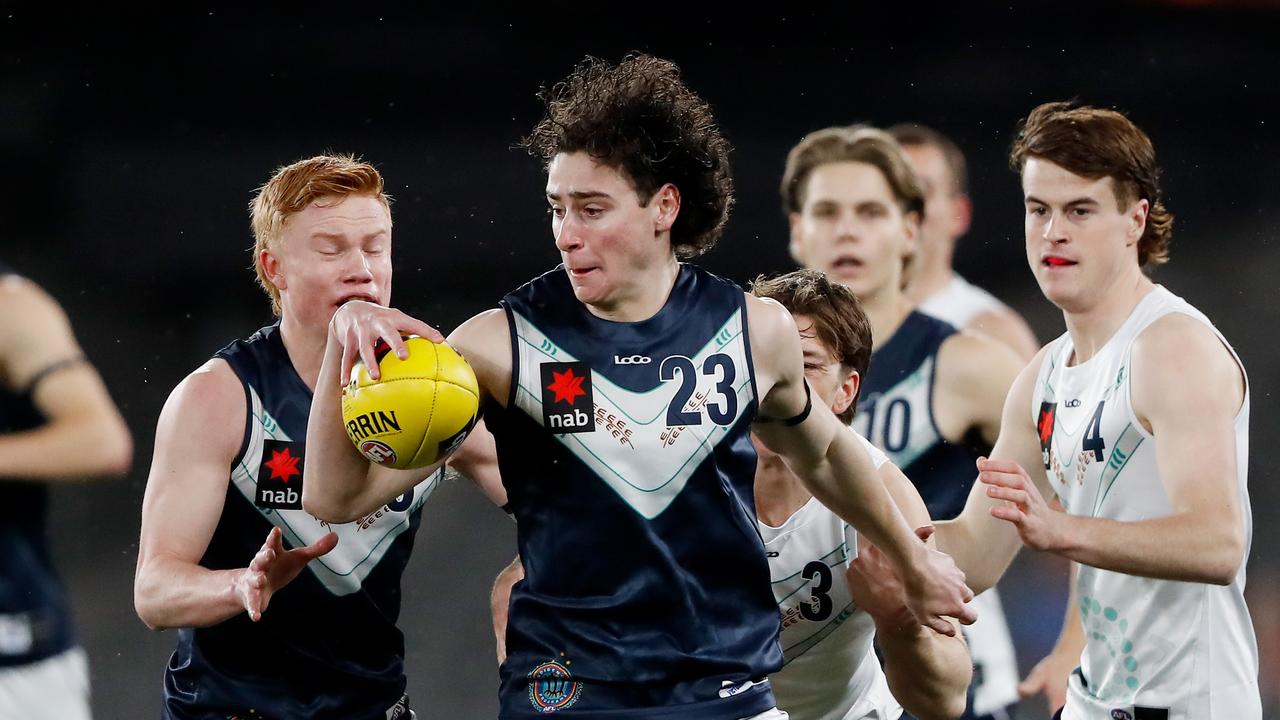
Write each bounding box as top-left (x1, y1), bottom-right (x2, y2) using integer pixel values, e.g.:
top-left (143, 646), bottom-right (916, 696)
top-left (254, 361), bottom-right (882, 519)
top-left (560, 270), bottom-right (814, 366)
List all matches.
top-left (0, 276), bottom-right (132, 480)
top-left (134, 361), bottom-right (337, 629)
top-left (848, 463), bottom-right (971, 720)
top-left (981, 315), bottom-right (1247, 584)
top-left (933, 348), bottom-right (1049, 594)
top-left (747, 295), bottom-right (974, 635)
top-left (302, 300), bottom-right (449, 523)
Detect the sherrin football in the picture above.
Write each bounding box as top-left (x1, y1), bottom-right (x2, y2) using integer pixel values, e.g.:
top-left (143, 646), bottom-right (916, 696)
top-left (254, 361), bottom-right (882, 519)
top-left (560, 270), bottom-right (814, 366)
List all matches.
top-left (341, 336), bottom-right (480, 469)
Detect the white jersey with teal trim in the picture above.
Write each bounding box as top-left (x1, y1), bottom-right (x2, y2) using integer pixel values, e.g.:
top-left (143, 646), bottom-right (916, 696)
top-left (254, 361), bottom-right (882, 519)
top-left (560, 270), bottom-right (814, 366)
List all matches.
top-left (1032, 286), bottom-right (1258, 720)
top-left (761, 431), bottom-right (901, 720)
top-left (917, 273), bottom-right (1006, 332)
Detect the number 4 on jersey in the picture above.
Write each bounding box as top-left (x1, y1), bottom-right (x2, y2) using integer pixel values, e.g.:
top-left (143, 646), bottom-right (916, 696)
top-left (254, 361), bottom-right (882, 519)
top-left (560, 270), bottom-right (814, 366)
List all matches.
top-left (1082, 401), bottom-right (1106, 461)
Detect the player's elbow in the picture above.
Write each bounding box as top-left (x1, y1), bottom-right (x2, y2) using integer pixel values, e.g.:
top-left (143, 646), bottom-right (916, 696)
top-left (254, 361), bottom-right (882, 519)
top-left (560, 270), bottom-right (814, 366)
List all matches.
top-left (897, 683), bottom-right (969, 720)
top-left (133, 569), bottom-right (170, 631)
top-left (301, 487), bottom-right (362, 524)
top-left (919, 692), bottom-right (969, 720)
top-left (1205, 525), bottom-right (1246, 586)
top-left (95, 420), bottom-right (134, 477)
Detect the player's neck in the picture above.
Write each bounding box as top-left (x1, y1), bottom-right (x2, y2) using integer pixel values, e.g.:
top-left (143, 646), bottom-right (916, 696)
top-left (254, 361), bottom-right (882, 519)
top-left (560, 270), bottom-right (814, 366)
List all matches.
top-left (754, 455), bottom-right (812, 528)
top-left (903, 239), bottom-right (955, 305)
top-left (1063, 272), bottom-right (1156, 365)
top-left (861, 288), bottom-right (914, 350)
top-left (584, 255), bottom-right (680, 323)
top-left (277, 314), bottom-right (326, 392)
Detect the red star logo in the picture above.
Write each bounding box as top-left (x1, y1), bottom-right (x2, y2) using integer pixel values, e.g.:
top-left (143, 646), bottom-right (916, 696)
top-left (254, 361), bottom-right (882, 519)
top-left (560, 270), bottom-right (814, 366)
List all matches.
top-left (546, 368), bottom-right (587, 405)
top-left (1037, 407), bottom-right (1055, 445)
top-left (264, 448), bottom-right (302, 483)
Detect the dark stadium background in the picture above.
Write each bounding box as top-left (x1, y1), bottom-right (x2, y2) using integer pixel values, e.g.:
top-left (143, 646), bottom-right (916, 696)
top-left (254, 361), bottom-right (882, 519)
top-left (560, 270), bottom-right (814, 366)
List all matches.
top-left (3, 5), bottom-right (1277, 718)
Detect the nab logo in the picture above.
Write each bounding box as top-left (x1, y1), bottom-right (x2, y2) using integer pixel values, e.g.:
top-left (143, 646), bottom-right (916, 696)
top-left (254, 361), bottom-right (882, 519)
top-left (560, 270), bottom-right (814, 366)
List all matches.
top-left (256, 439), bottom-right (304, 509)
top-left (540, 361), bottom-right (595, 434)
top-left (1037, 402), bottom-right (1057, 470)
top-left (613, 354), bottom-right (651, 365)
top-left (1065, 398), bottom-right (1082, 408)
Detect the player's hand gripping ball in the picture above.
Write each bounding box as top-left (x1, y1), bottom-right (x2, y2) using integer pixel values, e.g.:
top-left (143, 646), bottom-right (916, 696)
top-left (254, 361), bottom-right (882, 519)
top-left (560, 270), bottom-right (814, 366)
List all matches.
top-left (341, 336), bottom-right (480, 469)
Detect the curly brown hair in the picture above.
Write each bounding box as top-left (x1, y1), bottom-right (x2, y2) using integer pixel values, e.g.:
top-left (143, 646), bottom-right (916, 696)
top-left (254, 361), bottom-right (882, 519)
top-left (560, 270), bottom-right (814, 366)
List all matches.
top-left (522, 54), bottom-right (734, 258)
top-left (1010, 101), bottom-right (1173, 267)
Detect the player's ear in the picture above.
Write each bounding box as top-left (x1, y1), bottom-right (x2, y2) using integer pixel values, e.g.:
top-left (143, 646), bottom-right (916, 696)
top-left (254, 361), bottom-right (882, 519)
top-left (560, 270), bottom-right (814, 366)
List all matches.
top-left (902, 209), bottom-right (922, 258)
top-left (652, 183), bottom-right (681, 235)
top-left (788, 213), bottom-right (806, 265)
top-left (833, 369), bottom-right (860, 417)
top-left (1126, 197), bottom-right (1149, 247)
top-left (260, 247), bottom-right (287, 292)
top-left (950, 193), bottom-right (973, 239)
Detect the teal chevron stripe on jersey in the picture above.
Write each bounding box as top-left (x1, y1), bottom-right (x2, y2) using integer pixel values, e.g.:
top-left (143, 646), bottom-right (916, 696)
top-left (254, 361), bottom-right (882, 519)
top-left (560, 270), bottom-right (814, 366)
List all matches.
top-left (230, 386), bottom-right (435, 596)
top-left (510, 308), bottom-right (755, 519)
top-left (1090, 424), bottom-right (1145, 517)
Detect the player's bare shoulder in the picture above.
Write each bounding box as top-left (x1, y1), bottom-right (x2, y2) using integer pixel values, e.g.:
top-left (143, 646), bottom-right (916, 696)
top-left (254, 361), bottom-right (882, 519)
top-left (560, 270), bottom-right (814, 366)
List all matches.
top-left (0, 275), bottom-right (73, 368)
top-left (447, 307), bottom-right (513, 409)
top-left (933, 328), bottom-right (1028, 441)
top-left (742, 292), bottom-right (802, 401)
top-left (937, 328), bottom-right (1027, 390)
top-left (1130, 311), bottom-right (1245, 429)
top-left (157, 358), bottom-right (247, 460)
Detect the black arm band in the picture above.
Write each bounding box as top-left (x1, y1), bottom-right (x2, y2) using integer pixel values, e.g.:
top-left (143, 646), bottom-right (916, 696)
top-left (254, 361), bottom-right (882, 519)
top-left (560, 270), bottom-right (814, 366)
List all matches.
top-left (21, 355), bottom-right (89, 395)
top-left (758, 379), bottom-right (813, 426)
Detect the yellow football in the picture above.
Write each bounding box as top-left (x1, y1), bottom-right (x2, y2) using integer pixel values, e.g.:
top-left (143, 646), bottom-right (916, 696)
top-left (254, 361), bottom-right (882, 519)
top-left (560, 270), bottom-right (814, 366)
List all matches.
top-left (341, 336), bottom-right (480, 470)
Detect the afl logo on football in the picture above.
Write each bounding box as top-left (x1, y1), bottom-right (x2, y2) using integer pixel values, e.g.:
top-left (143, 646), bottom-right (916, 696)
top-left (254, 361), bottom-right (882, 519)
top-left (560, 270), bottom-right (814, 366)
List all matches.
top-left (613, 354), bottom-right (651, 365)
top-left (359, 439), bottom-right (398, 466)
top-left (527, 659), bottom-right (582, 713)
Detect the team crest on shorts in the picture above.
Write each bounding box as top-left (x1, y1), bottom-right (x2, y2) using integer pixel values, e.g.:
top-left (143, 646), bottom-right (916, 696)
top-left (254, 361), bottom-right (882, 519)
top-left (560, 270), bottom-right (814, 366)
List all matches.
top-left (527, 658), bottom-right (582, 713)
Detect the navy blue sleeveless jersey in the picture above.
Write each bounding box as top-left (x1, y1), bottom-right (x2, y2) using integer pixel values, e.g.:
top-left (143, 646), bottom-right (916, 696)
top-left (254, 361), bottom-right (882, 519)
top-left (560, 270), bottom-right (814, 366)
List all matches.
top-left (489, 264), bottom-right (782, 719)
top-left (852, 311), bottom-right (977, 521)
top-left (162, 323), bottom-right (439, 720)
top-left (0, 262), bottom-right (78, 668)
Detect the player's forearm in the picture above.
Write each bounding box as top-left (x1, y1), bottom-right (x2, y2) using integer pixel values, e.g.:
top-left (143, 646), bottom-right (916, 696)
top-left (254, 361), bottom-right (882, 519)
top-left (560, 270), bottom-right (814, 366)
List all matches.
top-left (0, 414), bottom-right (132, 480)
top-left (1057, 512), bottom-right (1244, 585)
top-left (302, 336), bottom-right (377, 522)
top-left (879, 622), bottom-right (971, 720)
top-left (935, 511), bottom-right (1021, 594)
top-left (134, 555), bottom-right (245, 630)
top-left (805, 435), bottom-right (920, 570)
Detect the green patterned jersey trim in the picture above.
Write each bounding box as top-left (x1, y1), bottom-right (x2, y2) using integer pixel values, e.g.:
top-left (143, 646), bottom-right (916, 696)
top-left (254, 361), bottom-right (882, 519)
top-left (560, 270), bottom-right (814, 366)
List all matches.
top-left (772, 538), bottom-right (850, 604)
top-left (1090, 423), bottom-right (1145, 517)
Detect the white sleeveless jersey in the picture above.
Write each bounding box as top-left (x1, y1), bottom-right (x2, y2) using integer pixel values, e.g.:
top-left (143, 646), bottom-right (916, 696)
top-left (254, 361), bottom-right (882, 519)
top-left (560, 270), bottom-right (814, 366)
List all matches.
top-left (1031, 286), bottom-right (1259, 719)
top-left (761, 431), bottom-right (902, 720)
top-left (917, 273), bottom-right (1006, 331)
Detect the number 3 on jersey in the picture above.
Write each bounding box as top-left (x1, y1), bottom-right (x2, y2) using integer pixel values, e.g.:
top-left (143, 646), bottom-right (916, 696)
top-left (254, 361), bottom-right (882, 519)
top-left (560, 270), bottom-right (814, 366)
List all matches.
top-left (660, 353), bottom-right (737, 427)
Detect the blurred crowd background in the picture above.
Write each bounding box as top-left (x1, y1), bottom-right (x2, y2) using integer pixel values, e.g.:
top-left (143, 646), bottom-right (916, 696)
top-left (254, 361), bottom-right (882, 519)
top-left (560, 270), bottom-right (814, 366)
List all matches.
top-left (3, 5), bottom-right (1277, 718)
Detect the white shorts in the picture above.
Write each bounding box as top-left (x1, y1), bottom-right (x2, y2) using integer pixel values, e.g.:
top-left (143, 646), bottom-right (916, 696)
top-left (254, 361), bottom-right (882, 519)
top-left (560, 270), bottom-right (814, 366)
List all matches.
top-left (0, 647), bottom-right (91, 720)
